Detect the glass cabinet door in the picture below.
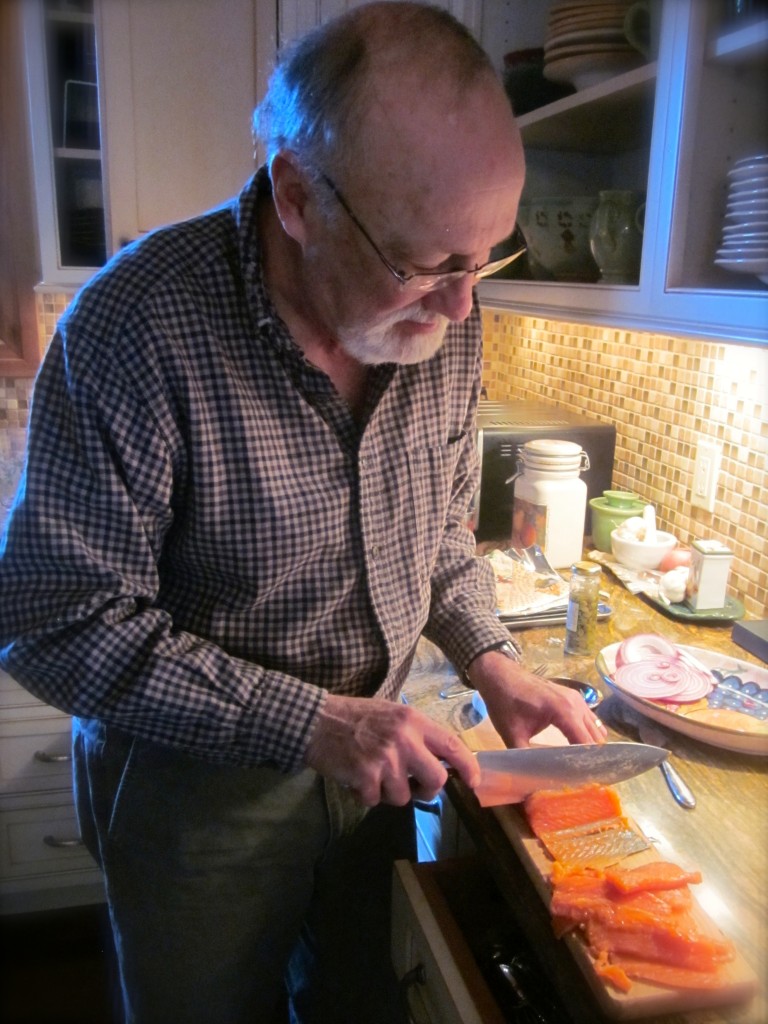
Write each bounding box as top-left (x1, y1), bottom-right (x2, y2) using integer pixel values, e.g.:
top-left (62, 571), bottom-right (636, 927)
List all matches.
top-left (25, 0), bottom-right (107, 284)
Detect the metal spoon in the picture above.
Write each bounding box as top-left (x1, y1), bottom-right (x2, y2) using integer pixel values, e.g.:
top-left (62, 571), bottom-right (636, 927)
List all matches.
top-left (638, 721), bottom-right (697, 809)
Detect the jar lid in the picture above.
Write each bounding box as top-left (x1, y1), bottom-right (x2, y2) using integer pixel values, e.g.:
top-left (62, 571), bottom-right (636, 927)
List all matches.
top-left (589, 493), bottom-right (645, 512)
top-left (522, 439), bottom-right (583, 458)
top-left (572, 561), bottom-right (601, 575)
top-left (602, 490), bottom-right (643, 508)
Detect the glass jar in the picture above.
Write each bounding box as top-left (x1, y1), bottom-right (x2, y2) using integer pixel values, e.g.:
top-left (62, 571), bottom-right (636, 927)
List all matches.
top-left (510, 439), bottom-right (589, 568)
top-left (564, 561), bottom-right (601, 655)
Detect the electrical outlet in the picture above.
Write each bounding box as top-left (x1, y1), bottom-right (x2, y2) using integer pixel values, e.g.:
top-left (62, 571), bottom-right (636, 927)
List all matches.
top-left (691, 438), bottom-right (722, 512)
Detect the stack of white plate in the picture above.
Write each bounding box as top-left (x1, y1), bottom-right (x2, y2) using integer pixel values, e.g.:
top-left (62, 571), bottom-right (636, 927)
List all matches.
top-left (542, 0), bottom-right (645, 91)
top-left (715, 153), bottom-right (768, 285)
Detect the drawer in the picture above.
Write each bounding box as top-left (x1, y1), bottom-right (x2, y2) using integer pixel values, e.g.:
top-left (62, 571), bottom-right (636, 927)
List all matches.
top-left (0, 715), bottom-right (73, 794)
top-left (0, 800), bottom-right (97, 881)
top-left (0, 667), bottom-right (46, 711)
top-left (392, 857), bottom-right (571, 1024)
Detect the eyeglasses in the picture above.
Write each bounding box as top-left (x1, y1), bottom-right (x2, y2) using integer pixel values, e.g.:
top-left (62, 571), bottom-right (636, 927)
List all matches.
top-left (320, 173), bottom-right (526, 292)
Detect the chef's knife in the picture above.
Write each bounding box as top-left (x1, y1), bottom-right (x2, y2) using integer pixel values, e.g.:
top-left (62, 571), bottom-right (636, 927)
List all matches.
top-left (473, 742), bottom-right (668, 807)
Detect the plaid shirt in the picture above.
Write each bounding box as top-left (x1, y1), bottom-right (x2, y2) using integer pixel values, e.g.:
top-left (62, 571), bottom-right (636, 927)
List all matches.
top-left (0, 171), bottom-right (508, 771)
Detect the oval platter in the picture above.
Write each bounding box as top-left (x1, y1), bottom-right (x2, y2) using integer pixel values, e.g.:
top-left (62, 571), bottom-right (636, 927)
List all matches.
top-left (596, 642), bottom-right (768, 756)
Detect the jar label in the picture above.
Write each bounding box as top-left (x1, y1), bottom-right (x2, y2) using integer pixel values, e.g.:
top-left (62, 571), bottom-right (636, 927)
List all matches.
top-left (512, 496), bottom-right (547, 551)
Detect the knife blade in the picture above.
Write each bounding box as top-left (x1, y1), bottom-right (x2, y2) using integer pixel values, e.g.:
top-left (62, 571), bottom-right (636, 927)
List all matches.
top-left (473, 742), bottom-right (668, 807)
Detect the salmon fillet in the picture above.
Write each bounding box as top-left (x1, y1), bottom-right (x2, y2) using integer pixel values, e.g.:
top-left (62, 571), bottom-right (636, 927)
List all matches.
top-left (549, 864), bottom-right (735, 992)
top-left (605, 861), bottom-right (703, 894)
top-left (525, 783), bottom-right (623, 834)
top-left (524, 783), bottom-right (649, 868)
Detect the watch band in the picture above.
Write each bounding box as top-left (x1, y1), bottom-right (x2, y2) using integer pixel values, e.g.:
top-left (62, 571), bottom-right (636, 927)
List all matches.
top-left (463, 637), bottom-right (523, 684)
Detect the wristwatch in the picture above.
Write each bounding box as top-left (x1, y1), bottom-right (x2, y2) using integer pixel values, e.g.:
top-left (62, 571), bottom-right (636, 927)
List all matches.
top-left (490, 638), bottom-right (523, 664)
top-left (463, 637), bottom-right (523, 684)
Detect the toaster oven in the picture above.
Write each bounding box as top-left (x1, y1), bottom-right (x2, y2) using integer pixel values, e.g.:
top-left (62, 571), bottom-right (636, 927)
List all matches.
top-left (473, 400), bottom-right (616, 544)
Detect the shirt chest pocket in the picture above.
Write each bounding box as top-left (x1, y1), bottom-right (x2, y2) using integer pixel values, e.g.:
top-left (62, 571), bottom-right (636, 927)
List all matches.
top-left (406, 436), bottom-right (465, 572)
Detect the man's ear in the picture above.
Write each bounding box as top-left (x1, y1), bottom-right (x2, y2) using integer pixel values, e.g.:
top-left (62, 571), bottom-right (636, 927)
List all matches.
top-left (270, 152), bottom-right (312, 246)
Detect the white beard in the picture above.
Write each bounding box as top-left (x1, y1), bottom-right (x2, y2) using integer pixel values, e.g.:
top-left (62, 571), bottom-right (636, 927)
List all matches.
top-left (336, 304), bottom-right (449, 366)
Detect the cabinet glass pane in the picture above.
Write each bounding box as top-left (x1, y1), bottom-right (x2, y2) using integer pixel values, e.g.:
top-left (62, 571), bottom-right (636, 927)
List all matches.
top-left (668, 4), bottom-right (768, 293)
top-left (43, 0), bottom-right (107, 269)
top-left (54, 155), bottom-right (105, 267)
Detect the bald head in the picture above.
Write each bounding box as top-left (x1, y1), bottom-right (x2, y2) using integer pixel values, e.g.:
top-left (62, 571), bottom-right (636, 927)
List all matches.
top-left (254, 1), bottom-right (521, 182)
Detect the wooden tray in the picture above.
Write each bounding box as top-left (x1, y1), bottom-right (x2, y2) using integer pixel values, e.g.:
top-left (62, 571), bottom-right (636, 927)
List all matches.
top-left (460, 719), bottom-right (759, 1019)
top-left (492, 803), bottom-right (758, 1019)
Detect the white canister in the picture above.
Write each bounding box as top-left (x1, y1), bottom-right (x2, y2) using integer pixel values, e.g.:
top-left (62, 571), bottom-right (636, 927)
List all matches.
top-left (685, 539), bottom-right (733, 611)
top-left (509, 439), bottom-right (590, 568)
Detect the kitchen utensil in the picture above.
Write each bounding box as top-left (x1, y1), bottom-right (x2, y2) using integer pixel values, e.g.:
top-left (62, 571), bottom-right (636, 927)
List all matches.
top-left (474, 742), bottom-right (667, 807)
top-left (597, 641), bottom-right (768, 755)
top-left (610, 526), bottom-right (677, 570)
top-left (499, 600), bottom-right (612, 628)
top-left (637, 721), bottom-right (697, 809)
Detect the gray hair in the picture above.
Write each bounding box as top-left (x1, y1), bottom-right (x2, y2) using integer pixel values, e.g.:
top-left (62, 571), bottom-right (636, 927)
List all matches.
top-left (253, 1), bottom-right (496, 183)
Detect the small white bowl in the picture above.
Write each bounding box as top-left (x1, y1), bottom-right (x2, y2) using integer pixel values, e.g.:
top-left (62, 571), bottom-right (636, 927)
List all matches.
top-left (610, 528), bottom-right (677, 571)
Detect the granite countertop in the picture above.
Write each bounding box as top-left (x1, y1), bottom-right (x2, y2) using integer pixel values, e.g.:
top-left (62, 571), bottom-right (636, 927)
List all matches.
top-left (402, 565), bottom-right (761, 729)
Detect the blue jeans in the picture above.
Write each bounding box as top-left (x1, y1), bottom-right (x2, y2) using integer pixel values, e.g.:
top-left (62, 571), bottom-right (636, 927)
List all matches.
top-left (73, 719), bottom-right (414, 1024)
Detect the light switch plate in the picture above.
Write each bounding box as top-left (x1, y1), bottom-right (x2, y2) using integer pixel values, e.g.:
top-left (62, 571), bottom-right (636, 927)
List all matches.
top-left (691, 438), bottom-right (722, 512)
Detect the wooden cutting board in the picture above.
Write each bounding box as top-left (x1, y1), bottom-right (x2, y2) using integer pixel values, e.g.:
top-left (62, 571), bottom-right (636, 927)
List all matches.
top-left (460, 718), bottom-right (759, 1019)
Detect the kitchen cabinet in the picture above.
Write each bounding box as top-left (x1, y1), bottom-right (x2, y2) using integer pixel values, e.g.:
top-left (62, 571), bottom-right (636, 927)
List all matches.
top-left (23, 0), bottom-right (107, 289)
top-left (95, 0), bottom-right (275, 253)
top-left (22, 0), bottom-right (765, 339)
top-left (392, 856), bottom-right (573, 1024)
top-left (392, 858), bottom-right (508, 1024)
top-left (479, 0), bottom-right (768, 344)
top-left (0, 669), bottom-right (103, 914)
top-left (23, 0), bottom-right (276, 286)
top-left (0, 0), bottom-right (40, 375)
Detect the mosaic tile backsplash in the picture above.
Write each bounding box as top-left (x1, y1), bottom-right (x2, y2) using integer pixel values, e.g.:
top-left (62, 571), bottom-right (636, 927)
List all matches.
top-left (1, 295), bottom-right (766, 617)
top-left (481, 309), bottom-right (768, 619)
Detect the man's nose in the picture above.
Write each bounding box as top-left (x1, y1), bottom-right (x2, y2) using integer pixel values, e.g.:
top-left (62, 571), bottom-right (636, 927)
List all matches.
top-left (421, 274), bottom-right (476, 322)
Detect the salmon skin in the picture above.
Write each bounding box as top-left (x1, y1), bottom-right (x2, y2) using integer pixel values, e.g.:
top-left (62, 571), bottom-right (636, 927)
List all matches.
top-left (524, 783), bottom-right (650, 867)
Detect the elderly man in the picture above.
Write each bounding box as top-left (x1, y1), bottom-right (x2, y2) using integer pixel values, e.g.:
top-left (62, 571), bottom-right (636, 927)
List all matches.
top-left (0, 3), bottom-right (604, 1021)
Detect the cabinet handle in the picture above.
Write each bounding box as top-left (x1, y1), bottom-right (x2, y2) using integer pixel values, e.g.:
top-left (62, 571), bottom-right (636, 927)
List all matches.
top-left (398, 964), bottom-right (426, 1024)
top-left (43, 834), bottom-right (84, 849)
top-left (33, 750), bottom-right (71, 763)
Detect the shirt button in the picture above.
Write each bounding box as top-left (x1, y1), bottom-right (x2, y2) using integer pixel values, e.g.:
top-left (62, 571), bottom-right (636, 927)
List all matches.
top-left (371, 544), bottom-right (380, 561)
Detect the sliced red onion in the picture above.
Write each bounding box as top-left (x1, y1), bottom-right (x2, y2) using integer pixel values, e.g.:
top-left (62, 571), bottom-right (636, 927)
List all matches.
top-left (613, 636), bottom-right (714, 703)
top-left (615, 633), bottom-right (678, 668)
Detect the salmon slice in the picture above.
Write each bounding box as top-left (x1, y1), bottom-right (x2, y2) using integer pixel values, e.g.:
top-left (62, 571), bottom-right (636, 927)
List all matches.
top-left (548, 860), bottom-right (736, 994)
top-left (551, 870), bottom-right (694, 927)
top-left (611, 958), bottom-right (732, 991)
top-left (585, 917), bottom-right (734, 971)
top-left (524, 784), bottom-right (649, 867)
top-left (594, 953), bottom-right (633, 993)
top-left (525, 783), bottom-right (623, 835)
top-left (605, 861), bottom-right (703, 894)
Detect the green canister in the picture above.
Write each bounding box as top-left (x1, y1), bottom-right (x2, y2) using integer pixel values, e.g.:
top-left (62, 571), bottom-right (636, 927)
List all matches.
top-left (588, 490), bottom-right (646, 552)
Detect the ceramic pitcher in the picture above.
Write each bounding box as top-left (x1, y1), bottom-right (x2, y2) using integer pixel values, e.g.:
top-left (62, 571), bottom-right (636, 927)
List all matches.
top-left (589, 190), bottom-right (646, 284)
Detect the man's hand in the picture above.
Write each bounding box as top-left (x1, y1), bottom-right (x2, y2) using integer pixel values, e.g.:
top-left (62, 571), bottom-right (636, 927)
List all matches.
top-left (304, 693), bottom-right (481, 807)
top-left (466, 649), bottom-right (607, 749)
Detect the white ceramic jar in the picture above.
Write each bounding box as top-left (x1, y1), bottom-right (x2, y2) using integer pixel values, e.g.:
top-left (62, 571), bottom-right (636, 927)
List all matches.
top-left (510, 439), bottom-right (589, 568)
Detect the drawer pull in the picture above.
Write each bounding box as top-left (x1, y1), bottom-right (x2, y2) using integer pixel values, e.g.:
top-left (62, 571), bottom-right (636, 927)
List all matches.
top-left (33, 750), bottom-right (71, 764)
top-left (398, 964), bottom-right (426, 1024)
top-left (43, 834), bottom-right (84, 849)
